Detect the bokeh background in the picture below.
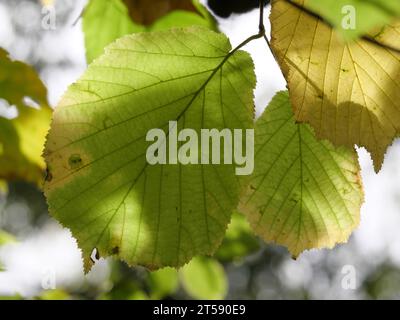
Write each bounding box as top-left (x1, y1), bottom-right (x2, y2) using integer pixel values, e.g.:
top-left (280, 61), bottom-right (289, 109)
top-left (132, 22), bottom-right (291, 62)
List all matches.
top-left (1, 0), bottom-right (400, 300)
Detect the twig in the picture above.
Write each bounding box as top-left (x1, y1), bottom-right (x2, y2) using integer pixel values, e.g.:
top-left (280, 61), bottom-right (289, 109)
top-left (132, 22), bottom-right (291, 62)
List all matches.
top-left (225, 0), bottom-right (266, 56)
top-left (259, 0), bottom-right (266, 35)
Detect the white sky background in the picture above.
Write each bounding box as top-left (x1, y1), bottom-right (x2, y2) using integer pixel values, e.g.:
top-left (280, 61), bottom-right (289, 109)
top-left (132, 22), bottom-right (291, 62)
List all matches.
top-left (0, 0), bottom-right (399, 298)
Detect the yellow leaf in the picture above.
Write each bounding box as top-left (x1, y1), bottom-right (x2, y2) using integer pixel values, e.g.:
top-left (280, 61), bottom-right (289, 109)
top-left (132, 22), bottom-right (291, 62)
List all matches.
top-left (0, 48), bottom-right (51, 186)
top-left (0, 48), bottom-right (48, 110)
top-left (0, 106), bottom-right (52, 185)
top-left (270, 0), bottom-right (400, 172)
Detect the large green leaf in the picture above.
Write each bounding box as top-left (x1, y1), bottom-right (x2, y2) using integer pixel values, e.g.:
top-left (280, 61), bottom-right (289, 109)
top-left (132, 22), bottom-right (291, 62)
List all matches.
top-left (239, 92), bottom-right (363, 258)
top-left (271, 0), bottom-right (400, 172)
top-left (305, 0), bottom-right (400, 40)
top-left (44, 27), bottom-right (256, 271)
top-left (83, 0), bottom-right (216, 64)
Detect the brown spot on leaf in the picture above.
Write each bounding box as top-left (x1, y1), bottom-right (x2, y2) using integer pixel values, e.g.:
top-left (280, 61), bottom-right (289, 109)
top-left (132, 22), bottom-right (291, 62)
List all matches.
top-left (111, 246), bottom-right (120, 255)
top-left (45, 167), bottom-right (53, 182)
top-left (68, 154), bottom-right (83, 169)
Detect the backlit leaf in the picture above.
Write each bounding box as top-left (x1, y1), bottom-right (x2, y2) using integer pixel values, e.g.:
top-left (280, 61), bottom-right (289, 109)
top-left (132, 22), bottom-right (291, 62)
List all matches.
top-left (239, 91), bottom-right (363, 257)
top-left (271, 0), bottom-right (400, 172)
top-left (44, 27), bottom-right (256, 271)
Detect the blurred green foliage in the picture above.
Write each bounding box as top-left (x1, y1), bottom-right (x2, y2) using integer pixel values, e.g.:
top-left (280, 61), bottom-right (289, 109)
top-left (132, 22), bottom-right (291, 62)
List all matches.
top-left (148, 268), bottom-right (179, 299)
top-left (0, 48), bottom-right (48, 109)
top-left (180, 257), bottom-right (227, 300)
top-left (83, 0), bottom-right (216, 63)
top-left (215, 213), bottom-right (259, 262)
top-left (0, 48), bottom-right (51, 187)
